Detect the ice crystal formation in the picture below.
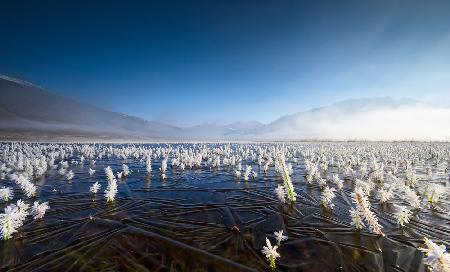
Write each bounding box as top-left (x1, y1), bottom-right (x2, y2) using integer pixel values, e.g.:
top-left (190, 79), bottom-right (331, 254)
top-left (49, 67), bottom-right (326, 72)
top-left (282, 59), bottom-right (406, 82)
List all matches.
top-left (0, 141), bottom-right (448, 270)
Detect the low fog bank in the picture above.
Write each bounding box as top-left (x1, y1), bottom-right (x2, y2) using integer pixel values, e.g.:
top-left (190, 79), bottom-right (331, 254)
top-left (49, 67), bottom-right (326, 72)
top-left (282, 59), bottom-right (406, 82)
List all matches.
top-left (261, 104), bottom-right (450, 141)
top-left (1, 75), bottom-right (449, 142)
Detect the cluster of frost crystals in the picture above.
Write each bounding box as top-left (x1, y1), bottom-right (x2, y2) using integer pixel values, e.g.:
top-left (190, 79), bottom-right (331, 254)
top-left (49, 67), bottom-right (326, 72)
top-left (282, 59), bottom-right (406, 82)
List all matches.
top-left (65, 170), bottom-right (74, 181)
top-left (349, 207), bottom-right (364, 230)
top-left (160, 158), bottom-right (167, 179)
top-left (9, 173), bottom-right (36, 197)
top-left (378, 184), bottom-right (394, 204)
top-left (261, 238), bottom-right (280, 270)
top-left (0, 200), bottom-right (29, 240)
top-left (58, 161), bottom-right (69, 176)
top-left (419, 237), bottom-right (450, 272)
top-left (274, 185), bottom-right (286, 203)
top-left (403, 187), bottom-right (421, 209)
top-left (274, 230), bottom-right (288, 246)
top-left (350, 187), bottom-right (384, 236)
top-left (117, 164), bottom-right (130, 179)
top-left (243, 165), bottom-right (256, 181)
top-left (31, 201), bottom-right (49, 219)
top-left (394, 205), bottom-right (412, 227)
top-left (90, 181), bottom-right (101, 194)
top-left (276, 155), bottom-right (297, 203)
top-left (0, 141), bottom-right (449, 251)
top-left (426, 184), bottom-right (446, 205)
top-left (146, 157), bottom-right (152, 174)
top-left (0, 187), bottom-right (13, 201)
top-left (321, 186), bottom-right (336, 209)
top-left (33, 156), bottom-right (48, 177)
top-left (332, 174), bottom-right (344, 191)
top-left (104, 166), bottom-right (118, 202)
top-left (260, 230), bottom-right (288, 270)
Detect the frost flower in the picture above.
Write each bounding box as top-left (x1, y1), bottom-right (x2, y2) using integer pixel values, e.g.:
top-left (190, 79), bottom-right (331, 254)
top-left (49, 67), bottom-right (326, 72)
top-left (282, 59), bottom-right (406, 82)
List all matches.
top-left (243, 165), bottom-right (252, 181)
top-left (105, 179), bottom-right (118, 202)
top-left (146, 157), bottom-right (152, 174)
top-left (0, 200), bottom-right (29, 240)
top-left (321, 186), bottom-right (336, 209)
top-left (104, 167), bottom-right (118, 202)
top-left (419, 237), bottom-right (450, 272)
top-left (66, 170), bottom-right (74, 181)
top-left (274, 185), bottom-right (286, 203)
top-left (332, 174), bottom-right (344, 190)
top-left (0, 187), bottom-right (13, 201)
top-left (404, 187), bottom-right (421, 209)
top-left (427, 184), bottom-right (446, 205)
top-left (274, 230), bottom-right (288, 246)
top-left (261, 238), bottom-right (280, 270)
top-left (161, 158), bottom-right (167, 174)
top-left (90, 182), bottom-right (101, 194)
top-left (278, 155), bottom-right (297, 203)
top-left (378, 185), bottom-right (394, 204)
top-left (160, 158), bottom-right (168, 179)
top-left (88, 168), bottom-right (96, 176)
top-left (395, 205), bottom-right (412, 227)
top-left (10, 174), bottom-right (36, 197)
top-left (351, 187), bottom-right (384, 235)
top-left (349, 208), bottom-right (364, 230)
top-left (105, 166), bottom-right (115, 182)
top-left (31, 201), bottom-right (49, 219)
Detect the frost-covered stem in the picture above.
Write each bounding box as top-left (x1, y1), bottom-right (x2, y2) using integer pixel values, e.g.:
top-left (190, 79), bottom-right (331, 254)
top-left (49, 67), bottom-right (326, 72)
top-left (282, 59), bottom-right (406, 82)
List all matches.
top-left (349, 208), bottom-right (364, 231)
top-left (104, 166), bottom-right (118, 202)
top-left (279, 156), bottom-right (296, 203)
top-left (146, 157), bottom-right (152, 174)
top-left (353, 214), bottom-right (363, 230)
top-left (353, 188), bottom-right (384, 235)
top-left (4, 221), bottom-right (10, 240)
top-left (420, 237), bottom-right (450, 272)
top-left (269, 256), bottom-right (276, 271)
top-left (429, 191), bottom-right (434, 203)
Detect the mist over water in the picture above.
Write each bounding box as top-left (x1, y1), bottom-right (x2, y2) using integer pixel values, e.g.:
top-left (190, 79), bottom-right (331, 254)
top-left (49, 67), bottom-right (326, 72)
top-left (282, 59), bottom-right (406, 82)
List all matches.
top-left (265, 105), bottom-right (450, 141)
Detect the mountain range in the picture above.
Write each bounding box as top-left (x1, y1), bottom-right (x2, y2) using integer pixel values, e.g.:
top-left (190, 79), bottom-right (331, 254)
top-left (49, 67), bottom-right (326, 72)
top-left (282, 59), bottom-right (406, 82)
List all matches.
top-left (1, 75), bottom-right (449, 141)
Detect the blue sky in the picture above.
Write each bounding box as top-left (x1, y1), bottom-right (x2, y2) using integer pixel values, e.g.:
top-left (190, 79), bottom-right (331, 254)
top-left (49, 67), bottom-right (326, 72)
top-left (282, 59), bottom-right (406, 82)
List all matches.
top-left (1, 0), bottom-right (450, 126)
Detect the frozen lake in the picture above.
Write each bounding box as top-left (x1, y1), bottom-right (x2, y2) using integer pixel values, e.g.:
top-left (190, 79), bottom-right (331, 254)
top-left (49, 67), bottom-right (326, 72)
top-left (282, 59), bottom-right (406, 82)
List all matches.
top-left (0, 142), bottom-right (449, 271)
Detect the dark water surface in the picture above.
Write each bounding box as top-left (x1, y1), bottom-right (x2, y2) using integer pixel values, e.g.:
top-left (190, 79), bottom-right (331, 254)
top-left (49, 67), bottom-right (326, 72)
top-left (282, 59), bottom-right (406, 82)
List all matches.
top-left (0, 143), bottom-right (449, 271)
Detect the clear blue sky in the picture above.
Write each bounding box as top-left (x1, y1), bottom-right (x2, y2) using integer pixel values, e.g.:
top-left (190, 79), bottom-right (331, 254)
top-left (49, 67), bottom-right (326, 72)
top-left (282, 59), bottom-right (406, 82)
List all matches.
top-left (1, 0), bottom-right (450, 126)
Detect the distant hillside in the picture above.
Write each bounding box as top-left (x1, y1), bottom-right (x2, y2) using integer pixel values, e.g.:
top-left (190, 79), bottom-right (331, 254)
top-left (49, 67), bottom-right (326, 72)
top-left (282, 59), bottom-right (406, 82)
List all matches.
top-left (0, 75), bottom-right (181, 140)
top-left (1, 75), bottom-right (449, 141)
